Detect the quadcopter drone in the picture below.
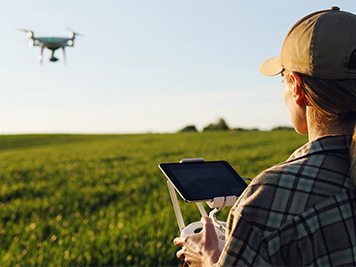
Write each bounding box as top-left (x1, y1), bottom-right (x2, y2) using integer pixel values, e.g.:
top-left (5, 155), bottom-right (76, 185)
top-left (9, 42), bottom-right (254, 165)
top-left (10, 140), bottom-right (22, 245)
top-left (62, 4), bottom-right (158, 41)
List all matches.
top-left (18, 29), bottom-right (82, 64)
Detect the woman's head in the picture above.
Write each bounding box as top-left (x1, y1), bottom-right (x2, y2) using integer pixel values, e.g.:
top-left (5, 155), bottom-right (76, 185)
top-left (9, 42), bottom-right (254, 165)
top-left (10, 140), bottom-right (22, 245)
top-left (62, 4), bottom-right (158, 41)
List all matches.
top-left (282, 70), bottom-right (356, 133)
top-left (262, 6), bottom-right (356, 185)
top-left (261, 6), bottom-right (356, 132)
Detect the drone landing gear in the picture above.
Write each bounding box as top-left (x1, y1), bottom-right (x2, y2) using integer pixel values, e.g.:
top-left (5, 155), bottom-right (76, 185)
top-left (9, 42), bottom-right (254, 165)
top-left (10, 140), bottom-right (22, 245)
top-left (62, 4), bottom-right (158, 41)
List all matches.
top-left (39, 47), bottom-right (44, 65)
top-left (38, 46), bottom-right (66, 65)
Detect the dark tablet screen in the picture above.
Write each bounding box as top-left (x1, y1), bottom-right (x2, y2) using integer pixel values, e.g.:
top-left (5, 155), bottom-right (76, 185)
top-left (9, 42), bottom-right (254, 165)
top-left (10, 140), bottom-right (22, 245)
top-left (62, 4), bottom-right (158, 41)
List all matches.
top-left (159, 161), bottom-right (247, 202)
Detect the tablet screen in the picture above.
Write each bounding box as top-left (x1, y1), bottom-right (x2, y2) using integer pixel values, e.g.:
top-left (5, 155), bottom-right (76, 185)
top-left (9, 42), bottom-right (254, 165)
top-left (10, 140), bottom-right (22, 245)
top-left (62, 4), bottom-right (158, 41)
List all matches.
top-left (159, 161), bottom-right (247, 202)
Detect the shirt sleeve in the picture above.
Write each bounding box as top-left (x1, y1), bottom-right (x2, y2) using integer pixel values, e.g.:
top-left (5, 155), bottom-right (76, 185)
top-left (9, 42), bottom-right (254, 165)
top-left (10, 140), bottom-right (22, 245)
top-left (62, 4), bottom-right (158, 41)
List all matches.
top-left (215, 167), bottom-right (282, 266)
top-left (216, 211), bottom-right (272, 266)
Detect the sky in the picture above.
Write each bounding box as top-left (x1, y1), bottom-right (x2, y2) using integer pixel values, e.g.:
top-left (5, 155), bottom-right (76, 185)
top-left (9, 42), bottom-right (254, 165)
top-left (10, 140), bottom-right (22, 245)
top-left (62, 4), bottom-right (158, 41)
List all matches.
top-left (0, 0), bottom-right (355, 134)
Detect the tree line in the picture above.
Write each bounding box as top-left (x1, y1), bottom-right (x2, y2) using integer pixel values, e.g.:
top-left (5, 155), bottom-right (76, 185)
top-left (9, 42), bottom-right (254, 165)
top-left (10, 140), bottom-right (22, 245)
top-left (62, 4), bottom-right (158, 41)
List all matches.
top-left (178, 119), bottom-right (293, 133)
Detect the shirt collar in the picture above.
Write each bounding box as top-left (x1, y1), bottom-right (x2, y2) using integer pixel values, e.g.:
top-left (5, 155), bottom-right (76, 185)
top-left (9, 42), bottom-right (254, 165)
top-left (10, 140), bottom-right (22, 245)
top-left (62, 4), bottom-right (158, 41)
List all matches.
top-left (287, 135), bottom-right (352, 161)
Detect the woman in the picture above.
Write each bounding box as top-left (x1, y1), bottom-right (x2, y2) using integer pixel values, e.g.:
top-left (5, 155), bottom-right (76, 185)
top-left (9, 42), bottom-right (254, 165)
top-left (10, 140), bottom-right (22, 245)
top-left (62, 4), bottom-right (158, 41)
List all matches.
top-left (174, 7), bottom-right (356, 266)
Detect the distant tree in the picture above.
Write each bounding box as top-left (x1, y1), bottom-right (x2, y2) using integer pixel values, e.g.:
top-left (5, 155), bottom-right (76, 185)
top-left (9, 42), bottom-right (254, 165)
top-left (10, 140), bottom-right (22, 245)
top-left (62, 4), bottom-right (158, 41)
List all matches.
top-left (272, 126), bottom-right (294, 131)
top-left (232, 127), bottom-right (260, 132)
top-left (232, 127), bottom-right (248, 132)
top-left (203, 118), bottom-right (230, 132)
top-left (179, 125), bottom-right (198, 133)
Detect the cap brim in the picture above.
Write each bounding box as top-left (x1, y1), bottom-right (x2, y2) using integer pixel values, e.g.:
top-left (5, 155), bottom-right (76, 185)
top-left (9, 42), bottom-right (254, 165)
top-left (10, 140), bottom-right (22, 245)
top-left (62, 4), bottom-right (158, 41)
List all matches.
top-left (260, 56), bottom-right (283, 76)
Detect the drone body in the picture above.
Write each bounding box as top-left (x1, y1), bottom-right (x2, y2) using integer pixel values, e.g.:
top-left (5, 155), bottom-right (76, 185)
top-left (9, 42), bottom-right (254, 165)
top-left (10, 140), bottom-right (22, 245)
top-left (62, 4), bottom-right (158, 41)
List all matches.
top-left (20, 30), bottom-right (80, 64)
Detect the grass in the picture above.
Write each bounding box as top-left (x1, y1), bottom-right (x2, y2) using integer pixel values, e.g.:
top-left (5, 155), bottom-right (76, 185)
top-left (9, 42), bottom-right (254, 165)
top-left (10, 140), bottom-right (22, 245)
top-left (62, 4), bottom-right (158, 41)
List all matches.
top-left (0, 131), bottom-right (307, 266)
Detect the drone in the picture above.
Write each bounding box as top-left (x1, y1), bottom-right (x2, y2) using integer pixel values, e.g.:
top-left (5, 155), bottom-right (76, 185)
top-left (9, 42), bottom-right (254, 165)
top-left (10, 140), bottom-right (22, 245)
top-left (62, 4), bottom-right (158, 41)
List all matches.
top-left (18, 29), bottom-right (82, 64)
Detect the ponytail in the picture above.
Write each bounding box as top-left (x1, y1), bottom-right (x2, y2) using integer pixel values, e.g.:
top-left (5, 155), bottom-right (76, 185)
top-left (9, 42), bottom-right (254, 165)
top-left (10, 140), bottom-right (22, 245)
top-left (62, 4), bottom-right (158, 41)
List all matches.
top-left (293, 50), bottom-right (356, 187)
top-left (295, 76), bottom-right (356, 188)
top-left (350, 125), bottom-right (356, 187)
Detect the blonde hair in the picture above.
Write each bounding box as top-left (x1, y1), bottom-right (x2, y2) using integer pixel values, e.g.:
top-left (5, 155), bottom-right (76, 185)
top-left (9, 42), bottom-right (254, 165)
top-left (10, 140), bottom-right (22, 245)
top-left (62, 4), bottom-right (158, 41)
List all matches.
top-left (298, 74), bottom-right (356, 186)
top-left (351, 130), bottom-right (356, 187)
top-left (300, 77), bottom-right (356, 123)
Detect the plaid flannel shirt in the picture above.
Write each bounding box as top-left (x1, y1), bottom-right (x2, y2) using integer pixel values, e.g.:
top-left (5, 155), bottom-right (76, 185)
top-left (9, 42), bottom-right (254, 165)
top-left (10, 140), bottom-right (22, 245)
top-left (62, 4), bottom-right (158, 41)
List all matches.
top-left (217, 135), bottom-right (356, 266)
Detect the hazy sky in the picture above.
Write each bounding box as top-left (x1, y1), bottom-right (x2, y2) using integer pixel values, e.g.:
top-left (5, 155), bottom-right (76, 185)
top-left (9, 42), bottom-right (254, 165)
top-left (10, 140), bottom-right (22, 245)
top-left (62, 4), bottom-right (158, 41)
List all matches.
top-left (1, 0), bottom-right (355, 134)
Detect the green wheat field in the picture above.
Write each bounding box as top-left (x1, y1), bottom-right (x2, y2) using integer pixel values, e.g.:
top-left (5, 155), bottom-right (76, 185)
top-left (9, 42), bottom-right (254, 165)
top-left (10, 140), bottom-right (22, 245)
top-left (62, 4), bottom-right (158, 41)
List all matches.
top-left (0, 131), bottom-right (307, 266)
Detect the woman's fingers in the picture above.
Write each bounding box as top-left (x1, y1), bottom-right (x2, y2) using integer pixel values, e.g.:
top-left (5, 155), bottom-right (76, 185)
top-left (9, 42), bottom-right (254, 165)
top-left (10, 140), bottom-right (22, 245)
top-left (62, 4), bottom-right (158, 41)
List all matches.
top-left (201, 217), bottom-right (216, 238)
top-left (173, 235), bottom-right (187, 247)
top-left (176, 247), bottom-right (185, 259)
top-left (173, 216), bottom-right (222, 266)
top-left (176, 244), bottom-right (202, 267)
top-left (201, 217), bottom-right (219, 251)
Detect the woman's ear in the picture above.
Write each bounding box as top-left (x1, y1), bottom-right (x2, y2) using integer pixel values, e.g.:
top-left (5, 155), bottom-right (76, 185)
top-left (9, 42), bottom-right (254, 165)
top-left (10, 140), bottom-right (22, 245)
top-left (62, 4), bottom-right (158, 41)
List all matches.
top-left (289, 72), bottom-right (306, 106)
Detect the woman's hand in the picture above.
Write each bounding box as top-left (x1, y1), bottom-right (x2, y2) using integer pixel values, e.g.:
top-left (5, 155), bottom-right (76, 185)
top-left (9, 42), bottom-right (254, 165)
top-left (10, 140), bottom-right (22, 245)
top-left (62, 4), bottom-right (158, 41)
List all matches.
top-left (173, 216), bottom-right (221, 267)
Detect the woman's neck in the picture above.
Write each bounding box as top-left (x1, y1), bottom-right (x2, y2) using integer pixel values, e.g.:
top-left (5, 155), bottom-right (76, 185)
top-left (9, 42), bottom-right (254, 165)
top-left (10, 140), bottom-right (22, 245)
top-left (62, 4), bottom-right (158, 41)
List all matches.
top-left (307, 115), bottom-right (356, 142)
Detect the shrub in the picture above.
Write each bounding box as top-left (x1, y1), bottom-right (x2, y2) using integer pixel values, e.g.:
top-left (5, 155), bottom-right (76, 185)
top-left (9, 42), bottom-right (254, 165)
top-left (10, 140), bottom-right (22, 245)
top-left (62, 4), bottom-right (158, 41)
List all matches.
top-left (203, 119), bottom-right (229, 132)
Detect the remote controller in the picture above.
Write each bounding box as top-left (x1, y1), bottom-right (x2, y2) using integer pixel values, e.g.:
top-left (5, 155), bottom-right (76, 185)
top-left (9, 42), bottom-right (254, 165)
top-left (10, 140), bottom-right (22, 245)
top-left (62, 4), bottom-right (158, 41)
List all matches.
top-left (180, 221), bottom-right (226, 251)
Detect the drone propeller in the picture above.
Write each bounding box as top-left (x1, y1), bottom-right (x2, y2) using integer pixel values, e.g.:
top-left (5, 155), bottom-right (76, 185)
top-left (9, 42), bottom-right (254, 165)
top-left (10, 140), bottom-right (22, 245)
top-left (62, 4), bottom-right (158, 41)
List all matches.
top-left (66, 28), bottom-right (83, 37)
top-left (16, 28), bottom-right (31, 32)
top-left (16, 28), bottom-right (34, 38)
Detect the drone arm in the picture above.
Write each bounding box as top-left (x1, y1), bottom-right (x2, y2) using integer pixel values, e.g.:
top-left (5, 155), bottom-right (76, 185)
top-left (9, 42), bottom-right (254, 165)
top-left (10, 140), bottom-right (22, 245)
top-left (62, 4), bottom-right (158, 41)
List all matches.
top-left (31, 39), bottom-right (40, 47)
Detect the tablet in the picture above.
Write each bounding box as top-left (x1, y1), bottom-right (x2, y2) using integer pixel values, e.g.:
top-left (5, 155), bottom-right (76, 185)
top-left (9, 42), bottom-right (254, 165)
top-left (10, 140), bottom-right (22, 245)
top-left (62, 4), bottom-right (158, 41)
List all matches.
top-left (159, 161), bottom-right (247, 202)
